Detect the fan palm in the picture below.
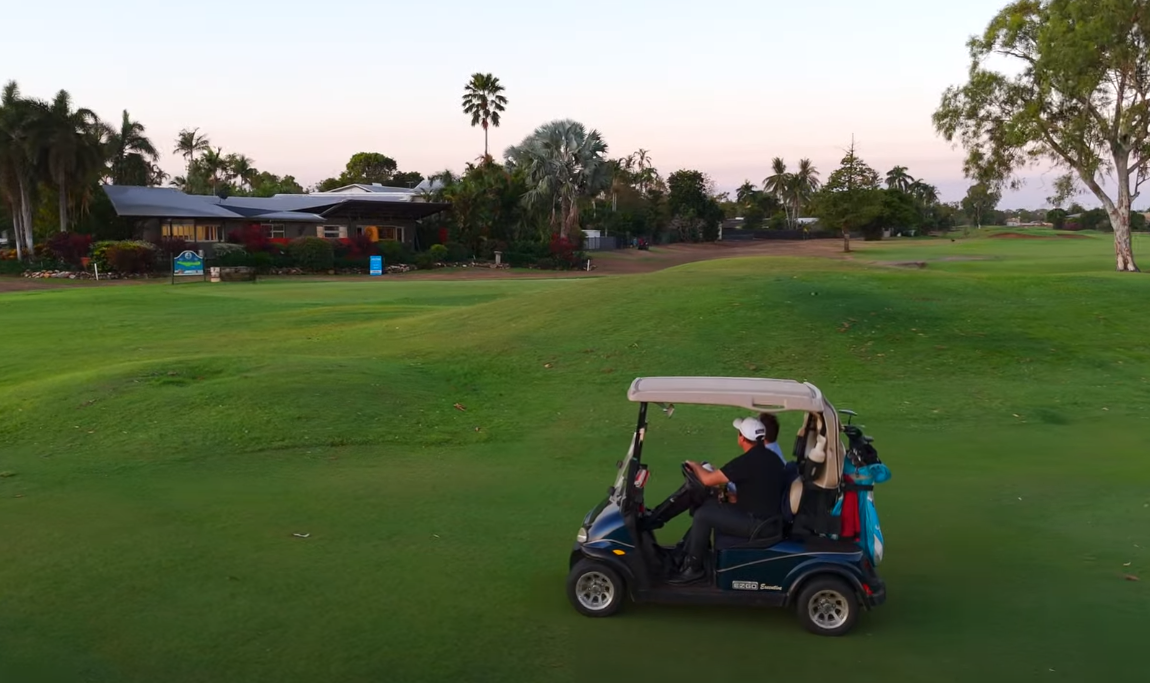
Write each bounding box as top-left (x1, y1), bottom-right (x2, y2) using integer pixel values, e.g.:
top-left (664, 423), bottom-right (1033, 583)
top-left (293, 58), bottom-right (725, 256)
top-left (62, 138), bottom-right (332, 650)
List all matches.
top-left (462, 73), bottom-right (508, 159)
top-left (106, 110), bottom-right (158, 185)
top-left (506, 119), bottom-right (610, 238)
top-left (885, 166), bottom-right (913, 192)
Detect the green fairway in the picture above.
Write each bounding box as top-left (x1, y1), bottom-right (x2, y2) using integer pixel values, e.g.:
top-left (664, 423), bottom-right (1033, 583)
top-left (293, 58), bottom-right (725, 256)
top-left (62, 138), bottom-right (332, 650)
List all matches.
top-left (2, 235), bottom-right (1148, 682)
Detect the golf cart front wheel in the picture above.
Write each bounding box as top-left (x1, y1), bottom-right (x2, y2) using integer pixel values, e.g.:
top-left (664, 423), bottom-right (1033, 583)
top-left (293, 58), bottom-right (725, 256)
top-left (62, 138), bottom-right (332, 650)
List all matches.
top-left (567, 559), bottom-right (625, 618)
top-left (795, 576), bottom-right (859, 636)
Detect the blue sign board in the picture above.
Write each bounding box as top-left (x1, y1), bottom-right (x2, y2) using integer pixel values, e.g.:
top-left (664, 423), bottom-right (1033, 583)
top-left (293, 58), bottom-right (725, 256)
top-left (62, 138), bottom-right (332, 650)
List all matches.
top-left (173, 250), bottom-right (204, 276)
top-left (369, 255), bottom-right (383, 276)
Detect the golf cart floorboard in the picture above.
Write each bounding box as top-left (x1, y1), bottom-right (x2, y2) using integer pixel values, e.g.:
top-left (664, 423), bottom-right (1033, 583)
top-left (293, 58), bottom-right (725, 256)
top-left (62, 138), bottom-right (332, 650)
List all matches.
top-left (635, 583), bottom-right (787, 607)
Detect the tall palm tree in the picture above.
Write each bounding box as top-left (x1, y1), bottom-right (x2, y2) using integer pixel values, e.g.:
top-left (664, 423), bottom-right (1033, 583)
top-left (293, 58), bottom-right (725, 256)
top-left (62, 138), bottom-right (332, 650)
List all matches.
top-left (226, 153), bottom-right (256, 190)
top-left (506, 119), bottom-right (610, 238)
top-left (0, 81), bottom-right (45, 259)
top-left (909, 179), bottom-right (939, 205)
top-left (174, 128), bottom-right (210, 178)
top-left (736, 181), bottom-right (757, 207)
top-left (44, 90), bottom-right (106, 232)
top-left (462, 73), bottom-right (508, 159)
top-left (199, 147), bottom-right (227, 192)
top-left (763, 158), bottom-right (792, 226)
top-left (885, 166), bottom-right (914, 192)
top-left (789, 158), bottom-right (821, 222)
top-left (106, 110), bottom-right (158, 185)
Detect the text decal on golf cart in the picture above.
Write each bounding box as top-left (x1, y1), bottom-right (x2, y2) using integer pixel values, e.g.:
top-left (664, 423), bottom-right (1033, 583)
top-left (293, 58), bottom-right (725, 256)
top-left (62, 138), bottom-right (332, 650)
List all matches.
top-left (731, 581), bottom-right (782, 591)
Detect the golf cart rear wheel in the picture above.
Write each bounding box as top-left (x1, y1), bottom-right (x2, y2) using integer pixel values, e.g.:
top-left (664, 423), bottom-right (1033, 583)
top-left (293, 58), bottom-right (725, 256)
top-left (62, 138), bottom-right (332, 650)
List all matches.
top-left (795, 576), bottom-right (858, 636)
top-left (567, 559), bottom-right (625, 617)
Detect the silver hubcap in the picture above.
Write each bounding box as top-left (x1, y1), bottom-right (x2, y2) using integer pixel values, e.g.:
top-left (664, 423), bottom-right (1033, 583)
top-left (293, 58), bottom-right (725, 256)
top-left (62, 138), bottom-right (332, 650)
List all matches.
top-left (808, 589), bottom-right (849, 630)
top-left (575, 571), bottom-right (615, 611)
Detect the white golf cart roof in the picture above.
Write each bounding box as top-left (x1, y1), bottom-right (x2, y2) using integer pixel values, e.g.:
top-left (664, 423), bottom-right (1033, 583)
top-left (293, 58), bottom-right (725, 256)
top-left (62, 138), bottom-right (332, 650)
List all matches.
top-left (627, 376), bottom-right (828, 413)
top-left (626, 376), bottom-right (844, 490)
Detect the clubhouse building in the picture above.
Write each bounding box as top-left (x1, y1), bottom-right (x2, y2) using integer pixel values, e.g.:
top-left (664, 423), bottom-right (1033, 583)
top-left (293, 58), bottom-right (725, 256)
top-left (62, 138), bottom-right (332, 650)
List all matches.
top-left (101, 182), bottom-right (450, 251)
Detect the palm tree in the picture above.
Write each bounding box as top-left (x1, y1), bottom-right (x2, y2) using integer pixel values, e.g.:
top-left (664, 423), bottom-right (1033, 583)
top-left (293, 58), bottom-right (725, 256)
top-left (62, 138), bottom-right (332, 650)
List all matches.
top-left (909, 179), bottom-right (939, 205)
top-left (885, 166), bottom-right (914, 192)
top-left (106, 110), bottom-right (158, 185)
top-left (226, 153), bottom-right (256, 190)
top-left (736, 181), bottom-right (757, 207)
top-left (199, 147), bottom-right (227, 193)
top-left (44, 90), bottom-right (106, 232)
top-left (174, 128), bottom-right (210, 177)
top-left (0, 81), bottom-right (45, 259)
top-left (789, 158), bottom-right (821, 222)
top-left (506, 119), bottom-right (610, 238)
top-left (763, 158), bottom-right (792, 226)
top-left (462, 73), bottom-right (508, 159)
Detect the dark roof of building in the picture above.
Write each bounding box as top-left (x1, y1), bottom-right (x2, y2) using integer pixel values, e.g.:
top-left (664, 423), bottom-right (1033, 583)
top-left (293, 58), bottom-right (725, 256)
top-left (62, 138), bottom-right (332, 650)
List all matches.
top-left (101, 185), bottom-right (450, 222)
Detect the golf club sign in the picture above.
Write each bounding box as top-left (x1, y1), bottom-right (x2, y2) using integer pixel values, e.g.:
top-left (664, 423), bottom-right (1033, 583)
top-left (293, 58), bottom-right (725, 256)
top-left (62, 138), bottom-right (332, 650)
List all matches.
top-left (171, 250), bottom-right (207, 284)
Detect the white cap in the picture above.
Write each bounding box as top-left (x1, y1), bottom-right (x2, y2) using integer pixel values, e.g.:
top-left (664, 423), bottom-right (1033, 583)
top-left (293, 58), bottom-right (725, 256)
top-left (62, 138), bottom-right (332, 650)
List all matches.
top-left (732, 417), bottom-right (766, 441)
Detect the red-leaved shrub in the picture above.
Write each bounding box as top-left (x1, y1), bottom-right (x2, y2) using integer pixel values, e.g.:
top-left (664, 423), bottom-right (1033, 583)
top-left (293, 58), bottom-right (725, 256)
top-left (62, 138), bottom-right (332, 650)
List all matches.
top-left (548, 234), bottom-right (580, 269)
top-left (47, 232), bottom-right (93, 266)
top-left (227, 224), bottom-right (273, 252)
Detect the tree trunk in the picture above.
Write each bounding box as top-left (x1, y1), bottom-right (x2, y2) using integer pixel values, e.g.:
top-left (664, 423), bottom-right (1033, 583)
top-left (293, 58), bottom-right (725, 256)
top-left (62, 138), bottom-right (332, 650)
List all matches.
top-left (842, 227), bottom-right (851, 253)
top-left (483, 121), bottom-right (489, 159)
top-left (12, 207), bottom-right (24, 261)
top-left (1107, 205), bottom-right (1138, 272)
top-left (18, 176), bottom-right (35, 256)
top-left (58, 176), bottom-right (68, 232)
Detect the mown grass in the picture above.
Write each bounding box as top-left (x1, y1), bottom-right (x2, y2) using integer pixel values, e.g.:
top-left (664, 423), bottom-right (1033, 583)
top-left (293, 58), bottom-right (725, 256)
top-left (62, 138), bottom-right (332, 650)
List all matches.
top-left (1, 235), bottom-right (1148, 682)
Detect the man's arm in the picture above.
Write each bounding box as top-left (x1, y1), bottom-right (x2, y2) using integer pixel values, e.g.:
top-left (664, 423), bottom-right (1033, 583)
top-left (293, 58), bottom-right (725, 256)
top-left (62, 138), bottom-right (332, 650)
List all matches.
top-left (686, 460), bottom-right (729, 488)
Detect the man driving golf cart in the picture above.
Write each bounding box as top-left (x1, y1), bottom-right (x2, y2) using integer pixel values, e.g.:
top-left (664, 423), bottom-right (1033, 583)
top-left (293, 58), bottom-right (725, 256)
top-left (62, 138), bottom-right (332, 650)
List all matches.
top-left (670, 416), bottom-right (786, 583)
top-left (567, 377), bottom-right (887, 636)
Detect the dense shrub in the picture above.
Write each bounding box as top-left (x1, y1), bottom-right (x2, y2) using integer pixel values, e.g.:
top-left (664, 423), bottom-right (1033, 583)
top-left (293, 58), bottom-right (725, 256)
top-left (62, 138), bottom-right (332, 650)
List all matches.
top-left (429, 244), bottom-right (448, 261)
top-left (413, 252), bottom-right (437, 270)
top-left (227, 224), bottom-right (274, 253)
top-left (289, 237), bottom-right (334, 271)
top-left (47, 232), bottom-right (93, 266)
top-left (1132, 212), bottom-right (1147, 231)
top-left (0, 248), bottom-right (17, 260)
top-left (346, 234), bottom-right (378, 258)
top-left (105, 240), bottom-right (158, 274)
top-left (90, 241), bottom-right (117, 271)
top-left (444, 241), bottom-right (470, 263)
top-left (213, 243), bottom-right (246, 257)
top-left (378, 240), bottom-right (412, 265)
top-left (0, 260), bottom-right (28, 274)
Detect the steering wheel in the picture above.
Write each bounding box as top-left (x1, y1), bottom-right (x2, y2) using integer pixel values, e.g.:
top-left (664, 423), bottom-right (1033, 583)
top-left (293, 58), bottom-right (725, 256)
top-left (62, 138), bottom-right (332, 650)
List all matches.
top-left (680, 461), bottom-right (706, 493)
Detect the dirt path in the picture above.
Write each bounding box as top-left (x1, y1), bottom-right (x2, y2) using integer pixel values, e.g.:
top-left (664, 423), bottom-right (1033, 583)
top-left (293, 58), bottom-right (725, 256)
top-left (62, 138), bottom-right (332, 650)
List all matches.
top-left (0, 240), bottom-right (862, 292)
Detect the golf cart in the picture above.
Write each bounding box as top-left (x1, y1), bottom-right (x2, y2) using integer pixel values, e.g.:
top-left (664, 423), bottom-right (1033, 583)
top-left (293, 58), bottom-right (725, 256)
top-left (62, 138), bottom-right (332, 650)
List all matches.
top-left (566, 377), bottom-right (887, 636)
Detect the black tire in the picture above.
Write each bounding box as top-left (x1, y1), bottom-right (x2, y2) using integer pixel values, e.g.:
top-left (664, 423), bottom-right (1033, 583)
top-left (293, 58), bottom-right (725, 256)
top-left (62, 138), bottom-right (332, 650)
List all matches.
top-left (794, 576), bottom-right (859, 636)
top-left (566, 559), bottom-right (625, 618)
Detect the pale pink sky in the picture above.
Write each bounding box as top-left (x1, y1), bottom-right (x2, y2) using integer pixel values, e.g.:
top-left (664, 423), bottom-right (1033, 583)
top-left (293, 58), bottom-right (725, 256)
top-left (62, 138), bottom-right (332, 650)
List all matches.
top-left (1, 0), bottom-right (1097, 208)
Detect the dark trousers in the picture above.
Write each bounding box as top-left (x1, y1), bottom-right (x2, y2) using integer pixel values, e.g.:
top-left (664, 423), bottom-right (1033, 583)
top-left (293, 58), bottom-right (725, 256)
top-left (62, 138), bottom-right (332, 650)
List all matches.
top-left (685, 497), bottom-right (760, 560)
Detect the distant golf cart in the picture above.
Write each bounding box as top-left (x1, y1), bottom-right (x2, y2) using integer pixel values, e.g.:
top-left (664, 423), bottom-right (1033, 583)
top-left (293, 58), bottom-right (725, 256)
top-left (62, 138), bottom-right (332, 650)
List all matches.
top-left (566, 377), bottom-right (887, 636)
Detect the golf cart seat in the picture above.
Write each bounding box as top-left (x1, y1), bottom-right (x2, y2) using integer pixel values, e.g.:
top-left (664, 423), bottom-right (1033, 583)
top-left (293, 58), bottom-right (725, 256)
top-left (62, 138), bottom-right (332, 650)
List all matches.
top-left (714, 516), bottom-right (783, 550)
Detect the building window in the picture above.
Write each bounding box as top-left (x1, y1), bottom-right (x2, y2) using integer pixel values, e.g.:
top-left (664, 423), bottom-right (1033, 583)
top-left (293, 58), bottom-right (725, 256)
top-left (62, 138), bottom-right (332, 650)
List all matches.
top-left (319, 225), bottom-right (345, 239)
top-left (196, 224), bottom-right (220, 242)
top-left (162, 222), bottom-right (220, 242)
top-left (164, 222), bottom-right (196, 240)
top-left (364, 225), bottom-right (403, 241)
top-left (261, 223), bottom-right (286, 238)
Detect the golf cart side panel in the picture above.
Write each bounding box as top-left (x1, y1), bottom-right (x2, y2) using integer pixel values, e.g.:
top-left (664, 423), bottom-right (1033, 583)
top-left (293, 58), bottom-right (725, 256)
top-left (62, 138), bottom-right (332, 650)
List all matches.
top-left (715, 542), bottom-right (812, 592)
